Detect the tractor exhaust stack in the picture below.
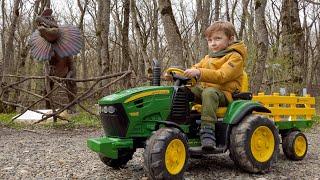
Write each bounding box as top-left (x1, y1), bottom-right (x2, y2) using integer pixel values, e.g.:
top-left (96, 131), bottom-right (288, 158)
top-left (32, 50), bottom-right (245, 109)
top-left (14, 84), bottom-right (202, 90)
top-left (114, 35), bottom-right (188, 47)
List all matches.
top-left (151, 59), bottom-right (161, 86)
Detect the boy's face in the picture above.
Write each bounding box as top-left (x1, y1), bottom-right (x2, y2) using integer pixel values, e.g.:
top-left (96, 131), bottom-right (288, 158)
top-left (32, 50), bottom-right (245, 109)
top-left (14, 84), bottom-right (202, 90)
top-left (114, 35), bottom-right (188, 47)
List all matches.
top-left (206, 31), bottom-right (233, 53)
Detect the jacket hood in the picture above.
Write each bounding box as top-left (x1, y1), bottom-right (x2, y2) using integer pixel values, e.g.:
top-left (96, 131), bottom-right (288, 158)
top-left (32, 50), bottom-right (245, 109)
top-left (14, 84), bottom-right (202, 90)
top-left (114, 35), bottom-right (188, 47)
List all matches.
top-left (227, 41), bottom-right (247, 64)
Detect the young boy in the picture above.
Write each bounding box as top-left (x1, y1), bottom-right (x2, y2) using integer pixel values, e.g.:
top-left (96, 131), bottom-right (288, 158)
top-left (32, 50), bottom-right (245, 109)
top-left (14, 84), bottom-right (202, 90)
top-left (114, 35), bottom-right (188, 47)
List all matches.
top-left (184, 21), bottom-right (247, 151)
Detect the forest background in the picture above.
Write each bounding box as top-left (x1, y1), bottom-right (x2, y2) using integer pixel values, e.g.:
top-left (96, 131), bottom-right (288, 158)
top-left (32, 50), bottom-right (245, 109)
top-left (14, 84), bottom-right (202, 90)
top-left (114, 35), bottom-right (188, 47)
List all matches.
top-left (0, 0), bottom-right (319, 113)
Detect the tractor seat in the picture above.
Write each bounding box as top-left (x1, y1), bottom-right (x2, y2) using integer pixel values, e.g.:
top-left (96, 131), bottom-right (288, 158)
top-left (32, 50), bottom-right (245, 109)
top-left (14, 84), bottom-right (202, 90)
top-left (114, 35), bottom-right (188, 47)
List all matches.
top-left (192, 104), bottom-right (227, 118)
top-left (192, 71), bottom-right (251, 118)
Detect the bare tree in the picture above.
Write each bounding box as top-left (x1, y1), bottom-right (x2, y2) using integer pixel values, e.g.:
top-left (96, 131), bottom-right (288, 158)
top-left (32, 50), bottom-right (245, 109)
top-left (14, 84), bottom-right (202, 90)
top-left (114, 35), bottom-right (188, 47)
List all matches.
top-left (239, 0), bottom-right (250, 39)
top-left (195, 0), bottom-right (211, 60)
top-left (77, 0), bottom-right (89, 89)
top-left (281, 0), bottom-right (305, 91)
top-left (158, 0), bottom-right (184, 67)
top-left (131, 0), bottom-right (154, 79)
top-left (152, 0), bottom-right (159, 61)
top-left (1, 0), bottom-right (5, 62)
top-left (101, 1), bottom-right (110, 76)
top-left (1, 0), bottom-right (21, 112)
top-left (121, 0), bottom-right (132, 88)
top-left (97, 0), bottom-right (103, 82)
top-left (230, 0), bottom-right (238, 25)
top-left (214, 0), bottom-right (220, 21)
top-left (202, 0), bottom-right (211, 58)
top-left (250, 0), bottom-right (268, 94)
top-left (225, 0), bottom-right (230, 21)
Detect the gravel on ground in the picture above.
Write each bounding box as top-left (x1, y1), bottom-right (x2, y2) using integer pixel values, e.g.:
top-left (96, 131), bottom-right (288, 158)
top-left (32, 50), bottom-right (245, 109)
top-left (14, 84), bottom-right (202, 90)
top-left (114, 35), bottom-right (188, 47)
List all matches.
top-left (0, 124), bottom-right (319, 179)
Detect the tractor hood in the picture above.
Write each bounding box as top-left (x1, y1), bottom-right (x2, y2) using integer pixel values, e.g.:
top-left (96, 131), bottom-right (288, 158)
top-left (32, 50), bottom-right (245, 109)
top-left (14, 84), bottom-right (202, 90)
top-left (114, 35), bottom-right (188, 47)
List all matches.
top-left (98, 86), bottom-right (174, 105)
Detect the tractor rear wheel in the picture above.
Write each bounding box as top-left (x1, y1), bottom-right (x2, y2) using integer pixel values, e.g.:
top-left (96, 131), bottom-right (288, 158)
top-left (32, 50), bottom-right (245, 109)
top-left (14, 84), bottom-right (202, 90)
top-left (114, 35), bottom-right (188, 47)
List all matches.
top-left (144, 127), bottom-right (189, 180)
top-left (229, 114), bottom-right (280, 173)
top-left (282, 131), bottom-right (308, 160)
top-left (98, 149), bottom-right (135, 169)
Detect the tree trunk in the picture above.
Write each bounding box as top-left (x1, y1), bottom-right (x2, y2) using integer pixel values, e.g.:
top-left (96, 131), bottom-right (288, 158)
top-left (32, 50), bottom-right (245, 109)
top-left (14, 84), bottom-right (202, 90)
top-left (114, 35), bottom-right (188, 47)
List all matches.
top-left (250, 0), bottom-right (268, 94)
top-left (131, 0), bottom-right (148, 78)
top-left (280, 0), bottom-right (305, 91)
top-left (158, 0), bottom-right (184, 67)
top-left (214, 0), bottom-right (220, 21)
top-left (101, 0), bottom-right (110, 76)
top-left (230, 0), bottom-right (238, 25)
top-left (225, 0), bottom-right (230, 21)
top-left (152, 0), bottom-right (159, 61)
top-left (0, 0), bottom-right (5, 77)
top-left (97, 0), bottom-right (103, 87)
top-left (238, 0), bottom-right (249, 39)
top-left (200, 0), bottom-right (211, 58)
top-left (121, 0), bottom-right (132, 88)
top-left (195, 0), bottom-right (201, 62)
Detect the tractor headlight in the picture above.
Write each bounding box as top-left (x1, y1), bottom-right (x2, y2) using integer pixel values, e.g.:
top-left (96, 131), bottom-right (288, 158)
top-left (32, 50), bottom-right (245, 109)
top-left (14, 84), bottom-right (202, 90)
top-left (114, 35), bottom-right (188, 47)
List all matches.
top-left (101, 105), bottom-right (116, 114)
top-left (102, 106), bottom-right (109, 113)
top-left (107, 106), bottom-right (116, 114)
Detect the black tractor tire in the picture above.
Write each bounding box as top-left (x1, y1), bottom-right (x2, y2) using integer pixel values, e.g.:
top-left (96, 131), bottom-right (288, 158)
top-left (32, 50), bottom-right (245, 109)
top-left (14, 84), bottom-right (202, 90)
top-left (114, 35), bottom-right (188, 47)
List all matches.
top-left (229, 114), bottom-right (280, 173)
top-left (98, 149), bottom-right (135, 169)
top-left (282, 131), bottom-right (308, 161)
top-left (144, 127), bottom-right (189, 180)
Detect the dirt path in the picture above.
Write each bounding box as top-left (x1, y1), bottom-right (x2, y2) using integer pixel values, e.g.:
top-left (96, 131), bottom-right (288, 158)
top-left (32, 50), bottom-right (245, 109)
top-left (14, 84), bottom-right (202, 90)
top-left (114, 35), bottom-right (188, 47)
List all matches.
top-left (0, 125), bottom-right (319, 179)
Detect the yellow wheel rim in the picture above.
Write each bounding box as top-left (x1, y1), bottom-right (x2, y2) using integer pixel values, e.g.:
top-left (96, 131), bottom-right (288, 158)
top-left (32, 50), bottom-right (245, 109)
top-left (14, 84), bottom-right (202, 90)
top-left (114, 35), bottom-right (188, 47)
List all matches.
top-left (165, 139), bottom-right (186, 175)
top-left (294, 135), bottom-right (307, 157)
top-left (251, 126), bottom-right (275, 162)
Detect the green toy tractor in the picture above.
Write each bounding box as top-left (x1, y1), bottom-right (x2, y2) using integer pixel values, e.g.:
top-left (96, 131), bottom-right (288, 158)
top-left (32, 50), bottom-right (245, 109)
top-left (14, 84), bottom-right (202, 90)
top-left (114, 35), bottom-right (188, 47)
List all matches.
top-left (87, 61), bottom-right (314, 179)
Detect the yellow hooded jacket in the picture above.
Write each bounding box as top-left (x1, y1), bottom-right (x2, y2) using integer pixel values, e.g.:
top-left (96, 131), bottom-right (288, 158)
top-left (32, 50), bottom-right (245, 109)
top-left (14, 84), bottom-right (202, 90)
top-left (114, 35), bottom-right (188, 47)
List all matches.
top-left (192, 41), bottom-right (247, 102)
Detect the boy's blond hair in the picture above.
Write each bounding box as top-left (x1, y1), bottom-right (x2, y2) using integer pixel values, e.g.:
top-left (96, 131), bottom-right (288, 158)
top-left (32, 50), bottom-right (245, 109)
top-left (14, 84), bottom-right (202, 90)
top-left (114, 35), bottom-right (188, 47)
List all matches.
top-left (205, 21), bottom-right (236, 39)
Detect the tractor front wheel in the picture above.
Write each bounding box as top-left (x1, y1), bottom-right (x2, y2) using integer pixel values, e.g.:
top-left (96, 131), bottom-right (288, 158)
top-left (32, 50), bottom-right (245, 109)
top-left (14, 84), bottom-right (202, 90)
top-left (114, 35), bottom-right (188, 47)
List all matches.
top-left (229, 114), bottom-right (280, 173)
top-left (144, 127), bottom-right (189, 179)
top-left (98, 149), bottom-right (135, 169)
top-left (282, 131), bottom-right (308, 160)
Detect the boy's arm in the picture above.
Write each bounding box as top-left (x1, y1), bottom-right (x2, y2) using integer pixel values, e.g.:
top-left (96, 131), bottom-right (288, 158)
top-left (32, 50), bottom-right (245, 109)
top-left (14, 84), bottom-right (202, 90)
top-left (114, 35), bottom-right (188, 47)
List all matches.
top-left (198, 53), bottom-right (243, 84)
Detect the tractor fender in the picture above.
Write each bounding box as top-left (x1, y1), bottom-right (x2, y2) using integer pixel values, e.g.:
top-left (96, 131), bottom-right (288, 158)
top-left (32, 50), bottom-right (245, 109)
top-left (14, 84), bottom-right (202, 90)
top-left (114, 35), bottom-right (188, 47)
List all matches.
top-left (223, 100), bottom-right (271, 125)
top-left (155, 121), bottom-right (185, 133)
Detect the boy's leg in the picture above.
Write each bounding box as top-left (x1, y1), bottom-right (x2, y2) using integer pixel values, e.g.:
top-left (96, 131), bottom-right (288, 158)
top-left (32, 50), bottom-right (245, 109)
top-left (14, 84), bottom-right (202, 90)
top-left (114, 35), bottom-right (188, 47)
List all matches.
top-left (200, 87), bottom-right (227, 150)
top-left (190, 86), bottom-right (203, 104)
top-left (201, 87), bottom-right (227, 128)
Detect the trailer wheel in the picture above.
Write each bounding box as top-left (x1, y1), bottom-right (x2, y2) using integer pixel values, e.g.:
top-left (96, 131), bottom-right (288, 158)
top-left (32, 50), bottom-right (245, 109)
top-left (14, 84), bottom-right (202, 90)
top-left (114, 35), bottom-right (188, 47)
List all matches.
top-left (144, 127), bottom-right (189, 180)
top-left (229, 114), bottom-right (280, 173)
top-left (282, 131), bottom-right (308, 160)
top-left (98, 149), bottom-right (135, 169)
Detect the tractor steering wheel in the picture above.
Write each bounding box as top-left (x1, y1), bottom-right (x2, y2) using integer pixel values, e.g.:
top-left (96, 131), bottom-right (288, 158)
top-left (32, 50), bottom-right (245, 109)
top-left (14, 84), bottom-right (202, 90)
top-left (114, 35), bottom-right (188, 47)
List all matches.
top-left (165, 68), bottom-right (197, 86)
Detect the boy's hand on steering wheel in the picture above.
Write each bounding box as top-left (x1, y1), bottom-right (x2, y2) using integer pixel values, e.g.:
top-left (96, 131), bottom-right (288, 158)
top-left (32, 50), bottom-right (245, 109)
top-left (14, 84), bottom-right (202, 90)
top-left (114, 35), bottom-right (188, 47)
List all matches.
top-left (184, 69), bottom-right (200, 79)
top-left (163, 72), bottom-right (173, 81)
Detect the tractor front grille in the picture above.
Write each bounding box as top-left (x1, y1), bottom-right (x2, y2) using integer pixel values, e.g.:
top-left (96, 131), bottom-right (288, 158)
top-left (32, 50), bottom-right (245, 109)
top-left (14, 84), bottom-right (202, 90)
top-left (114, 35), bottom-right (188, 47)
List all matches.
top-left (100, 104), bottom-right (129, 137)
top-left (168, 87), bottom-right (194, 124)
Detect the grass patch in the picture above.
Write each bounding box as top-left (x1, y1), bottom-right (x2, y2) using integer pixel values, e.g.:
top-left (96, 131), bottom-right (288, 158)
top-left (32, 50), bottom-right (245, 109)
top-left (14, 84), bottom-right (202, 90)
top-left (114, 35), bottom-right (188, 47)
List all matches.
top-left (41, 112), bottom-right (101, 130)
top-left (69, 112), bottom-right (101, 128)
top-left (0, 113), bottom-right (17, 123)
top-left (0, 113), bottom-right (26, 129)
top-left (0, 111), bottom-right (101, 130)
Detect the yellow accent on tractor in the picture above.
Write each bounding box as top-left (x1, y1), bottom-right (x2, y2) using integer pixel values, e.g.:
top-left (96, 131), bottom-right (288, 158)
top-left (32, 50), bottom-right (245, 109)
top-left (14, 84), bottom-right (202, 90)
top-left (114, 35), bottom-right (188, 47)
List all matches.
top-left (124, 90), bottom-right (170, 103)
